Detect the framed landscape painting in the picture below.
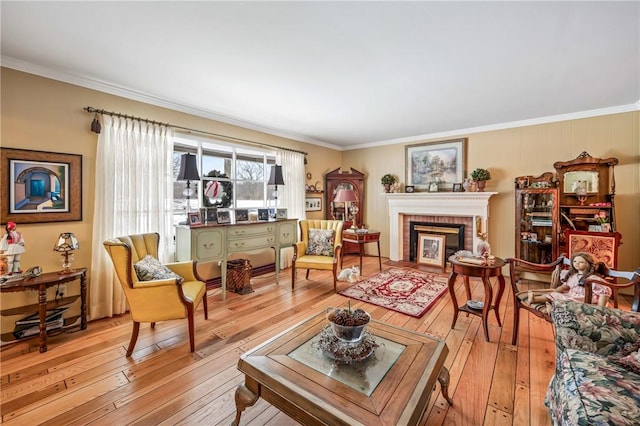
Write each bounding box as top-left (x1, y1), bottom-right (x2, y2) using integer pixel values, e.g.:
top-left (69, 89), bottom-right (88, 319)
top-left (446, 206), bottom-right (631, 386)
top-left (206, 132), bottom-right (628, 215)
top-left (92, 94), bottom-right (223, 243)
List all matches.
top-left (1, 148), bottom-right (82, 224)
top-left (406, 138), bottom-right (466, 191)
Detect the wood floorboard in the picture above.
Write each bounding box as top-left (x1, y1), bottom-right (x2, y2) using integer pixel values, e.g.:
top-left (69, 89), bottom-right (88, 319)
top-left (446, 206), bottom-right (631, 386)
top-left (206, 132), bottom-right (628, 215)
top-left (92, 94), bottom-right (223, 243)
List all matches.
top-left (2, 256), bottom-right (635, 425)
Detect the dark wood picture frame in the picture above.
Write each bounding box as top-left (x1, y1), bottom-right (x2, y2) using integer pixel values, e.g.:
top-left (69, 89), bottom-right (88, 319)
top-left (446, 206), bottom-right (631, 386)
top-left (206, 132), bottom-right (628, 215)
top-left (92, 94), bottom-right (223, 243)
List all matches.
top-left (1, 148), bottom-right (82, 224)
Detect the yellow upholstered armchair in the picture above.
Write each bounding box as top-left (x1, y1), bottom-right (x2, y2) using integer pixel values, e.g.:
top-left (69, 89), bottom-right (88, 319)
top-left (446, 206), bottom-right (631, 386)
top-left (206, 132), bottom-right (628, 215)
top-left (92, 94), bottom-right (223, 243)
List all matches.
top-left (103, 233), bottom-right (208, 356)
top-left (292, 220), bottom-right (344, 291)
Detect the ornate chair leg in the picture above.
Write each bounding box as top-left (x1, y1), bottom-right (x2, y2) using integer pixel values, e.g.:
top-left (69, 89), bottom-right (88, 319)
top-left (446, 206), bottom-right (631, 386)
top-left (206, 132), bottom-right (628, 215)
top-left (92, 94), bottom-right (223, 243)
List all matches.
top-left (438, 367), bottom-right (454, 406)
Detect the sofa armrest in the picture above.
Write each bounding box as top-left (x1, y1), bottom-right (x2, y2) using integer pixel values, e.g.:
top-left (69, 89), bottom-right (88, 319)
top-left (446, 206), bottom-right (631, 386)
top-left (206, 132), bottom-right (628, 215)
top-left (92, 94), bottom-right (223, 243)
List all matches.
top-left (551, 300), bottom-right (640, 356)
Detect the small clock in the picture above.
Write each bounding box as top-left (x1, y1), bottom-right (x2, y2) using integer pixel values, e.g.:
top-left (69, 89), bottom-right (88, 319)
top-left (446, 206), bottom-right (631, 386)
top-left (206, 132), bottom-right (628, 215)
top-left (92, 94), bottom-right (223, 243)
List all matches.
top-left (405, 185), bottom-right (415, 193)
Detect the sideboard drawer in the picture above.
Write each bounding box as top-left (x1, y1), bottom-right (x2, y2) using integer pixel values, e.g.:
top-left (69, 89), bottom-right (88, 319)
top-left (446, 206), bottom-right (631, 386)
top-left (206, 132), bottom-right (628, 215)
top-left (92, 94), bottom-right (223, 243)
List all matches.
top-left (228, 235), bottom-right (276, 252)
top-left (195, 229), bottom-right (224, 260)
top-left (227, 224), bottom-right (275, 239)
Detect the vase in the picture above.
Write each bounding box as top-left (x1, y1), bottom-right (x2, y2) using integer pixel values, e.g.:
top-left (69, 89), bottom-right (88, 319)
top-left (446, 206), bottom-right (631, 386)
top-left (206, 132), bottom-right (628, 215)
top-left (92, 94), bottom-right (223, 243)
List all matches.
top-left (476, 180), bottom-right (487, 192)
top-left (383, 183), bottom-right (391, 193)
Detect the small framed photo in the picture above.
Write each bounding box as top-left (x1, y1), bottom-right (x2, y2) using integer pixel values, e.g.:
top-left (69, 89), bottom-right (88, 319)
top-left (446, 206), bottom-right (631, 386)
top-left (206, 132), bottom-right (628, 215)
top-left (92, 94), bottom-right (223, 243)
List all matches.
top-left (588, 225), bottom-right (603, 232)
top-left (405, 185), bottom-right (415, 193)
top-left (428, 182), bottom-right (439, 192)
top-left (188, 212), bottom-right (202, 226)
top-left (305, 197), bottom-right (322, 212)
top-left (217, 209), bottom-right (231, 224)
top-left (258, 208), bottom-right (270, 221)
top-left (235, 209), bottom-right (249, 222)
top-left (276, 208), bottom-right (288, 219)
top-left (417, 233), bottom-right (446, 268)
top-left (452, 183), bottom-right (464, 192)
top-left (269, 208), bottom-right (276, 219)
top-left (206, 208), bottom-right (218, 223)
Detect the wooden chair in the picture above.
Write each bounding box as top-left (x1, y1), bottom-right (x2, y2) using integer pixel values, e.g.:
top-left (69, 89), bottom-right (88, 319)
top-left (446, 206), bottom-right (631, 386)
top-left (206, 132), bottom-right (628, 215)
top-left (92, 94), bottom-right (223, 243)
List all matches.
top-left (103, 233), bottom-right (208, 356)
top-left (506, 255), bottom-right (569, 345)
top-left (292, 220), bottom-right (344, 291)
top-left (565, 229), bottom-right (622, 307)
top-left (584, 266), bottom-right (640, 313)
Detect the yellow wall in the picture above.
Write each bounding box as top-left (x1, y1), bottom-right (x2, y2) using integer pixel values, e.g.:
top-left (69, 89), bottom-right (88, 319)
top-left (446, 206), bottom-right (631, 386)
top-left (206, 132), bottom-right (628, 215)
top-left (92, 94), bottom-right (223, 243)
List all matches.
top-left (343, 113), bottom-right (639, 270)
top-left (1, 68), bottom-right (639, 325)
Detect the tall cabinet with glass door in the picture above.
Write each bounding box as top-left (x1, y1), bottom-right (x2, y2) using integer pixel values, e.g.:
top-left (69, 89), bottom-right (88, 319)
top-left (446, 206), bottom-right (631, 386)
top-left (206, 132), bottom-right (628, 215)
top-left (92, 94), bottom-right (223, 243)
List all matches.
top-left (514, 172), bottom-right (559, 264)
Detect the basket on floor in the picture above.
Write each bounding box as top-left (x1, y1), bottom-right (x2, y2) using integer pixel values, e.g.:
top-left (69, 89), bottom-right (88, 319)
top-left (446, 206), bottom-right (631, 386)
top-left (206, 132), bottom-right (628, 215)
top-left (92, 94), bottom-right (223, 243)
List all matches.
top-left (227, 259), bottom-right (253, 294)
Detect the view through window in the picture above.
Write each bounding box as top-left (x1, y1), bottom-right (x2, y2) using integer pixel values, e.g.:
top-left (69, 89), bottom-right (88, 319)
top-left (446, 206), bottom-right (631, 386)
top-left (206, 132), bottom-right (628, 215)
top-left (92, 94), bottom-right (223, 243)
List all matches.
top-left (173, 136), bottom-right (276, 225)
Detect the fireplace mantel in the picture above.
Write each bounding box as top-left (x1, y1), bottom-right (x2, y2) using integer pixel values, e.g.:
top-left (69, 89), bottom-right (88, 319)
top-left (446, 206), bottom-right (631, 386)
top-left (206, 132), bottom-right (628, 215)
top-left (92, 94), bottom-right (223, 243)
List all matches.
top-left (386, 192), bottom-right (498, 261)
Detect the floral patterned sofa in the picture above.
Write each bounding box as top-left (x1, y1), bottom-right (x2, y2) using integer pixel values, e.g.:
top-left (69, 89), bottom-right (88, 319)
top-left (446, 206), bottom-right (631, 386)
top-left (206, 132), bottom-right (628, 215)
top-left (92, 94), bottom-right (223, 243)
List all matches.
top-left (546, 300), bottom-right (640, 425)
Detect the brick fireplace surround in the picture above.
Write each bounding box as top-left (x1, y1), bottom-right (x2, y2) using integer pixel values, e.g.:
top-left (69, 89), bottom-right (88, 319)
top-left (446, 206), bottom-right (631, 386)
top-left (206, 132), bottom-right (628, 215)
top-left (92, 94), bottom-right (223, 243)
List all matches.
top-left (386, 192), bottom-right (497, 262)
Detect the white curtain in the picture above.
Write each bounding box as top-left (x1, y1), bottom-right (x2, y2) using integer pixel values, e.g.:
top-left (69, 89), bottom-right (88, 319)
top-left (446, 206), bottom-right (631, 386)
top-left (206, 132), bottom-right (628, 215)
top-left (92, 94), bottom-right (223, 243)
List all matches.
top-left (276, 150), bottom-right (305, 268)
top-left (89, 115), bottom-right (174, 320)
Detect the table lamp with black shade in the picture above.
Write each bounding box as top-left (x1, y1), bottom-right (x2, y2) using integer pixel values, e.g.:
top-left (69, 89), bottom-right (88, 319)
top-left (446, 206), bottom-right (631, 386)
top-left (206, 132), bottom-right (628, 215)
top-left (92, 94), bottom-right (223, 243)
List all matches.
top-left (268, 165), bottom-right (285, 218)
top-left (177, 153), bottom-right (200, 215)
top-left (54, 232), bottom-right (79, 274)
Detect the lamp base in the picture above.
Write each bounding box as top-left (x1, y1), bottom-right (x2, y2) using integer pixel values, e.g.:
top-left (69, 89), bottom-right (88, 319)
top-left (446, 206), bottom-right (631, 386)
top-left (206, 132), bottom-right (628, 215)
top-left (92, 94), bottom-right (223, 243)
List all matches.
top-left (58, 253), bottom-right (75, 274)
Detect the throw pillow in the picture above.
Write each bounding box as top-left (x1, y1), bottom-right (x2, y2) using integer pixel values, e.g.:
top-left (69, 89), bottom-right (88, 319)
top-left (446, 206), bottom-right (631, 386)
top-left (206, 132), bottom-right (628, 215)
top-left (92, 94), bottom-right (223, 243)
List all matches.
top-left (134, 255), bottom-right (183, 283)
top-left (305, 228), bottom-right (335, 256)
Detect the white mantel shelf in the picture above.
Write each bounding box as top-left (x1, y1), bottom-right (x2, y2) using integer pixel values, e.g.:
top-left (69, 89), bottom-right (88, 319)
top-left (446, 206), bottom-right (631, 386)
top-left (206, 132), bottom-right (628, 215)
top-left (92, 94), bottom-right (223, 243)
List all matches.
top-left (385, 192), bottom-right (498, 261)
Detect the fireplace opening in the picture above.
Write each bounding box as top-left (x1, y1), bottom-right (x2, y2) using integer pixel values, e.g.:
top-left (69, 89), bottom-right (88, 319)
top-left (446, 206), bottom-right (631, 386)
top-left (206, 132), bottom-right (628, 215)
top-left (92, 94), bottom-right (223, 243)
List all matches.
top-left (409, 222), bottom-right (465, 262)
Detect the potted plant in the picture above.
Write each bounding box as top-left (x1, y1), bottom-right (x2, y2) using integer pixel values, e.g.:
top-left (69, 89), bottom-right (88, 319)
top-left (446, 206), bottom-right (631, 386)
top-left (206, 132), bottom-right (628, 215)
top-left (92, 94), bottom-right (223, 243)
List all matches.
top-left (381, 174), bottom-right (396, 193)
top-left (470, 168), bottom-right (491, 192)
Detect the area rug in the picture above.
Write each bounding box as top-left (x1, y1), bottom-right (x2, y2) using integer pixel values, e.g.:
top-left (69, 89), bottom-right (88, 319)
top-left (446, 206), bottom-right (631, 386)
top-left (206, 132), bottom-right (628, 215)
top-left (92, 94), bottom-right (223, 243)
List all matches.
top-left (339, 268), bottom-right (449, 318)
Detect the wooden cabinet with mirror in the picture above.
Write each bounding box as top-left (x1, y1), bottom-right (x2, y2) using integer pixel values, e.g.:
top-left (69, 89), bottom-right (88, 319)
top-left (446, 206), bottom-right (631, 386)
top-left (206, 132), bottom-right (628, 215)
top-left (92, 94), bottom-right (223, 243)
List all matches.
top-left (553, 151), bottom-right (619, 256)
top-left (325, 168), bottom-right (365, 254)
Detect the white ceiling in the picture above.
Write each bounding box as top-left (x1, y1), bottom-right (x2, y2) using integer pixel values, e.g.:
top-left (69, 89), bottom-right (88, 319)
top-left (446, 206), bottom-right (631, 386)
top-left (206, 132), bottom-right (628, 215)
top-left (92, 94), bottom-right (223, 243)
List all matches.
top-left (2, 1), bottom-right (639, 150)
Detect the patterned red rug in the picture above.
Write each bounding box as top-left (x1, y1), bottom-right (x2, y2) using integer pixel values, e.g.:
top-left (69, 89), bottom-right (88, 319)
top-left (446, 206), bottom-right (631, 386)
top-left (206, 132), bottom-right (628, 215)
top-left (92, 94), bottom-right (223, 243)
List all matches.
top-left (339, 268), bottom-right (449, 318)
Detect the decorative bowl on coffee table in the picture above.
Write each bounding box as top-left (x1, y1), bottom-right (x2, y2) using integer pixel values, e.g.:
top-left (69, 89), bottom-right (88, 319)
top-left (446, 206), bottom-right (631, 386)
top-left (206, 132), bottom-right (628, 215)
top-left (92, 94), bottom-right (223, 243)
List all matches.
top-left (326, 307), bottom-right (371, 344)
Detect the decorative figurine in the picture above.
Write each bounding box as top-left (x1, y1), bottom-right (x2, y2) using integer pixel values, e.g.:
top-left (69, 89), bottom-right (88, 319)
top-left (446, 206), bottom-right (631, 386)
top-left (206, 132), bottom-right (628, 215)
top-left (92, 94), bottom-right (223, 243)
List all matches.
top-left (0, 221), bottom-right (26, 275)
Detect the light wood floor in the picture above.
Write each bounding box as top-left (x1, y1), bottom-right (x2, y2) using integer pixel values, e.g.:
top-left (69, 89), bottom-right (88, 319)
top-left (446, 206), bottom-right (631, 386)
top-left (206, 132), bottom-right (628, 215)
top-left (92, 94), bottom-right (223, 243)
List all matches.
top-left (2, 257), bottom-right (632, 425)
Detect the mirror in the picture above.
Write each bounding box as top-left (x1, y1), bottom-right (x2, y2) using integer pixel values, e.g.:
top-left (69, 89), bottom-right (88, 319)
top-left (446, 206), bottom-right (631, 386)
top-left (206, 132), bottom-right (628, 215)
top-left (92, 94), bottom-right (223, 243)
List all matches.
top-left (563, 171), bottom-right (599, 194)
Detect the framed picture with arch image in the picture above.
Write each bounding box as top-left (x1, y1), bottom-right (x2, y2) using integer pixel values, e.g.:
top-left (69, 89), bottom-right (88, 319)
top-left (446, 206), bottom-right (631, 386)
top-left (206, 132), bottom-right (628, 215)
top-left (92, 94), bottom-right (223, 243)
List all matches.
top-left (1, 148), bottom-right (83, 224)
top-left (417, 233), bottom-right (446, 269)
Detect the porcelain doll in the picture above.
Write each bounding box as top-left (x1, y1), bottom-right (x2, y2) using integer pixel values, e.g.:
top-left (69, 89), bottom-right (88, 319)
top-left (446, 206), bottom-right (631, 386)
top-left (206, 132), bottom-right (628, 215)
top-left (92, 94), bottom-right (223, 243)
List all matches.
top-left (0, 222), bottom-right (26, 275)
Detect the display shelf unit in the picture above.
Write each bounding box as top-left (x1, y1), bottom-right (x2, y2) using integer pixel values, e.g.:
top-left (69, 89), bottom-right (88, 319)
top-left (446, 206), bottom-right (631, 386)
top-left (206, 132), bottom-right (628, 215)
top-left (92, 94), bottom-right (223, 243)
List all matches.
top-left (514, 173), bottom-right (559, 264)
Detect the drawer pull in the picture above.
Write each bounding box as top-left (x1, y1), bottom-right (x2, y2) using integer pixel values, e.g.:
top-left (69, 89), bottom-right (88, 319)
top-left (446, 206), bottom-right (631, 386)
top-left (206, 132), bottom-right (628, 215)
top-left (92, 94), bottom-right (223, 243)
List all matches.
top-left (233, 242), bottom-right (246, 248)
top-left (282, 232), bottom-right (290, 237)
top-left (203, 243), bottom-right (215, 249)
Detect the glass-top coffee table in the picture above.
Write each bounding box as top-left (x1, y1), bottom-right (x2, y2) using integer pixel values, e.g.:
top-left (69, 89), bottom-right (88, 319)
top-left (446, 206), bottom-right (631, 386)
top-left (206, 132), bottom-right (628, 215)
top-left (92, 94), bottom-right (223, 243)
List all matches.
top-left (233, 310), bottom-right (452, 425)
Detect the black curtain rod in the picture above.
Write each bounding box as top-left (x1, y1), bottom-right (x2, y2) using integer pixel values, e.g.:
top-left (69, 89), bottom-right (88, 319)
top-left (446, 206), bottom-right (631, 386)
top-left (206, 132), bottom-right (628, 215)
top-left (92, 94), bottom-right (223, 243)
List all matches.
top-left (84, 106), bottom-right (308, 156)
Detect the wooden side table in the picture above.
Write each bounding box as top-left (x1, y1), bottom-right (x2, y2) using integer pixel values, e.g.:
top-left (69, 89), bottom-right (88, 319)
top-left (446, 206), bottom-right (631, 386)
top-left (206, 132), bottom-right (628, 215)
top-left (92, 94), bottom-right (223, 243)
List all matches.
top-left (341, 229), bottom-right (382, 273)
top-left (0, 268), bottom-right (87, 352)
top-left (447, 256), bottom-right (505, 341)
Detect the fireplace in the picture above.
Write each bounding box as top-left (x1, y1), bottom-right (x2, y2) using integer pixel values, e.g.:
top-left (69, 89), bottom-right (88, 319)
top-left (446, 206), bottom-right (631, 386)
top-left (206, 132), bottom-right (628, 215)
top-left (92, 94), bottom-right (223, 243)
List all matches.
top-left (409, 222), bottom-right (465, 262)
top-left (386, 192), bottom-right (497, 261)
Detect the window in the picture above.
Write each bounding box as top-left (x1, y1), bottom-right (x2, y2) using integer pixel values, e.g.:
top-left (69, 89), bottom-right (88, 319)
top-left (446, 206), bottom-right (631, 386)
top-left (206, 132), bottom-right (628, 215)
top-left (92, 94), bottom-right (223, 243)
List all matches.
top-left (173, 136), bottom-right (275, 225)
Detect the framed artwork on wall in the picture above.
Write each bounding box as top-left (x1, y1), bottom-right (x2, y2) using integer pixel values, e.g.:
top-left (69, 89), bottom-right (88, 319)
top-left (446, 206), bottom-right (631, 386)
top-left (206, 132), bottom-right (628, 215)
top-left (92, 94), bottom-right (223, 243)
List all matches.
top-left (417, 233), bottom-right (446, 268)
top-left (305, 197), bottom-right (322, 212)
top-left (405, 138), bottom-right (467, 192)
top-left (1, 148), bottom-right (83, 224)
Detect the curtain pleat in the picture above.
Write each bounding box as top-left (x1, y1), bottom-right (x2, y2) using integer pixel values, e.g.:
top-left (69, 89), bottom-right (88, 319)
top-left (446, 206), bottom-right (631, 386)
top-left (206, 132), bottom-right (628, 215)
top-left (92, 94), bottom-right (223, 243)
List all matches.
top-left (276, 150), bottom-right (305, 268)
top-left (89, 115), bottom-right (174, 320)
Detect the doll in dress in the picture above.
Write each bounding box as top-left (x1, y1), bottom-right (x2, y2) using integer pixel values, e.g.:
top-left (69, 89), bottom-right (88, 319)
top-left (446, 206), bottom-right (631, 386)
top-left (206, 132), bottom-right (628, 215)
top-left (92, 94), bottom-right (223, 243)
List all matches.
top-left (0, 221), bottom-right (25, 275)
top-left (528, 252), bottom-right (611, 305)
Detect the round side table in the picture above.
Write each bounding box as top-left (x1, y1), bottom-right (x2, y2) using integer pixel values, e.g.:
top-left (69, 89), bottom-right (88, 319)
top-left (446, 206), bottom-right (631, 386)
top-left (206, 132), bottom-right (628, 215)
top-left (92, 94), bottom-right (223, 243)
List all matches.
top-left (447, 255), bottom-right (506, 341)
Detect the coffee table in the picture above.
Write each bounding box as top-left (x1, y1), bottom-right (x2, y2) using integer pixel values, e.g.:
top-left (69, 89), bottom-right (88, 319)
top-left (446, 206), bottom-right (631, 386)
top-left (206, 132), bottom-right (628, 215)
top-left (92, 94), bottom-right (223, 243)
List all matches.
top-left (233, 310), bottom-right (451, 425)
